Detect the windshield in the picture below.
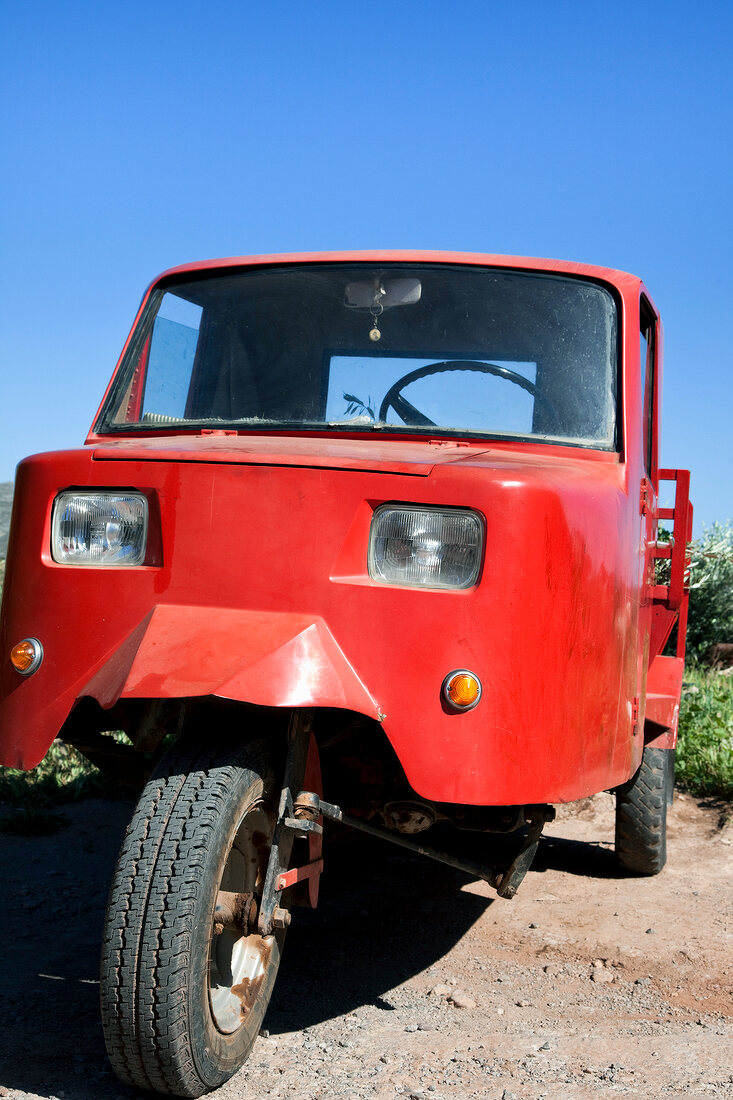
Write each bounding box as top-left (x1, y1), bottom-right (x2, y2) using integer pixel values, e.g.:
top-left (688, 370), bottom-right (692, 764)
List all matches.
top-left (97, 263), bottom-right (618, 449)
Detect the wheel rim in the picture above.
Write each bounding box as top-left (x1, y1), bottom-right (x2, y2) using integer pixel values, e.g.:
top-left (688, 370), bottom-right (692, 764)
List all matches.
top-left (208, 800), bottom-right (278, 1034)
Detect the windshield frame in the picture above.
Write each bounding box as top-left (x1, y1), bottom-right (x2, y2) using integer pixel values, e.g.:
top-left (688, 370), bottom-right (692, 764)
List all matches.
top-left (93, 261), bottom-right (622, 453)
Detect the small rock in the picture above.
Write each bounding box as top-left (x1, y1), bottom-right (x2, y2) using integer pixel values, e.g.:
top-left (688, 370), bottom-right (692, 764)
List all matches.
top-left (259, 1028), bottom-right (270, 1038)
top-left (449, 990), bottom-right (477, 1009)
top-left (429, 984), bottom-right (452, 998)
top-left (539, 1041), bottom-right (551, 1050)
top-left (591, 967), bottom-right (614, 983)
top-left (529, 922), bottom-right (538, 928)
top-left (516, 999), bottom-right (531, 1007)
top-left (645, 928), bottom-right (656, 935)
top-left (404, 1023), bottom-right (419, 1032)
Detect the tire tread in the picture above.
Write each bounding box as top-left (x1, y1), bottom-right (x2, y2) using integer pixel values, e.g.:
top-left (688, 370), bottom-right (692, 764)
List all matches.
top-left (100, 736), bottom-right (274, 1097)
top-left (615, 746), bottom-right (671, 875)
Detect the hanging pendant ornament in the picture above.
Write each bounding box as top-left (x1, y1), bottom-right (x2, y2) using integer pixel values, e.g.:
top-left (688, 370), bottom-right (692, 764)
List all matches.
top-left (369, 303), bottom-right (383, 341)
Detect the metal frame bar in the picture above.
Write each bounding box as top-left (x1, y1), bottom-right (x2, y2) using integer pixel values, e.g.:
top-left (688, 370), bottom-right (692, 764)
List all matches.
top-left (318, 798), bottom-right (553, 900)
top-left (258, 709), bottom-right (554, 924)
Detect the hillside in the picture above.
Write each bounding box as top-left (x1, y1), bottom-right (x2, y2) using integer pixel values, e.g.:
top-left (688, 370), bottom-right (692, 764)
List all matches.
top-left (0, 481), bottom-right (13, 558)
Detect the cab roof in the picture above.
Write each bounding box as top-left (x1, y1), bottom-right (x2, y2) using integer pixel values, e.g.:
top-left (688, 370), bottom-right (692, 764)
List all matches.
top-left (150, 250), bottom-right (646, 300)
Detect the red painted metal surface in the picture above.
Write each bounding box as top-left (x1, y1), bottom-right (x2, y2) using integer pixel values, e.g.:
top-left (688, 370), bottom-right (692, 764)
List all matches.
top-left (645, 655), bottom-right (685, 749)
top-left (277, 861), bottom-right (324, 892)
top-left (649, 470), bottom-right (693, 665)
top-left (0, 252), bottom-right (690, 807)
top-left (302, 733), bottom-right (324, 907)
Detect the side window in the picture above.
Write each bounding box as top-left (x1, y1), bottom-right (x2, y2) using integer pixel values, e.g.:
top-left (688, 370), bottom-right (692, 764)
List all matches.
top-left (639, 298), bottom-right (655, 473)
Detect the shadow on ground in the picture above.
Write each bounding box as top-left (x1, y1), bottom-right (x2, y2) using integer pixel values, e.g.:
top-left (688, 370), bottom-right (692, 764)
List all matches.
top-left (0, 800), bottom-right (621, 1097)
top-left (532, 833), bottom-right (620, 879)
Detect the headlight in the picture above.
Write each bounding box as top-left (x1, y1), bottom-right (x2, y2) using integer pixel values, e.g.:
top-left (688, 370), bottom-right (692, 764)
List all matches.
top-left (51, 492), bottom-right (148, 566)
top-left (368, 505), bottom-right (483, 589)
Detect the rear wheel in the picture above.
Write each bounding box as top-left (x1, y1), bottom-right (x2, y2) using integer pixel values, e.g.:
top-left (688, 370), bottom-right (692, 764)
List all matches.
top-left (615, 746), bottom-right (674, 875)
top-left (100, 735), bottom-right (285, 1097)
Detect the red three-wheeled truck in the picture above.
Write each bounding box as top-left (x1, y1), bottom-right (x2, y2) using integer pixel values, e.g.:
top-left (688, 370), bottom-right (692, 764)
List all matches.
top-left (0, 251), bottom-right (691, 1096)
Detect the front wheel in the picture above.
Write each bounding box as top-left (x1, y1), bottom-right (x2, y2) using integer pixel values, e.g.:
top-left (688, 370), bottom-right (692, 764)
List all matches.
top-left (615, 746), bottom-right (674, 875)
top-left (100, 735), bottom-right (285, 1097)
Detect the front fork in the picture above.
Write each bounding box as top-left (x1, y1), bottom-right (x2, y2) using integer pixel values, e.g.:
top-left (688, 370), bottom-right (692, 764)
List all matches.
top-left (258, 709), bottom-right (324, 935)
top-left (257, 708), bottom-right (554, 935)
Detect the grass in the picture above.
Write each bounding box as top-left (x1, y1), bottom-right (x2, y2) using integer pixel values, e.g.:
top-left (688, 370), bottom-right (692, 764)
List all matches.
top-left (676, 666), bottom-right (733, 801)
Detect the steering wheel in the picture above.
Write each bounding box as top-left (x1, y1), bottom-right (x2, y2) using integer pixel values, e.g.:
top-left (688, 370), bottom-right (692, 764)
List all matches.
top-left (377, 360), bottom-right (539, 427)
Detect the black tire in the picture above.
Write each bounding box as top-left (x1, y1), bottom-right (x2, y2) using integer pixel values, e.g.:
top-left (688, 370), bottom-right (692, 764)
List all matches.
top-left (615, 746), bottom-right (674, 875)
top-left (100, 735), bottom-right (285, 1097)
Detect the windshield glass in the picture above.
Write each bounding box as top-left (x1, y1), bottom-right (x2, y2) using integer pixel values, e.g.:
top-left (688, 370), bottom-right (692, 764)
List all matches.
top-left (97, 263), bottom-right (617, 449)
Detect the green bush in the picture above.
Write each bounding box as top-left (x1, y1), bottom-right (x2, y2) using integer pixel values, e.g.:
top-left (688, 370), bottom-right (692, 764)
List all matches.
top-left (0, 733), bottom-right (138, 833)
top-left (0, 738), bottom-right (114, 810)
top-left (686, 521), bottom-right (733, 661)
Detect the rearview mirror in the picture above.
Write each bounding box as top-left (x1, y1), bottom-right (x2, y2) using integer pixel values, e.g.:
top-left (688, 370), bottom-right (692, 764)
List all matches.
top-left (345, 277), bottom-right (422, 310)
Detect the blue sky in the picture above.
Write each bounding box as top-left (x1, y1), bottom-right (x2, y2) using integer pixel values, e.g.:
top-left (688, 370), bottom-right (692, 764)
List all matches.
top-left (1, 1), bottom-right (731, 532)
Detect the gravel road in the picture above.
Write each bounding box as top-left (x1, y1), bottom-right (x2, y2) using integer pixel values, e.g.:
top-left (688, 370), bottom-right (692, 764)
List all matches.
top-left (0, 791), bottom-right (731, 1100)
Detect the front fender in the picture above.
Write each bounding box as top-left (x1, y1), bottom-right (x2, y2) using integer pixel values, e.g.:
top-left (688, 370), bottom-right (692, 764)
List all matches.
top-left (1, 605), bottom-right (381, 769)
top-left (107, 604), bottom-right (381, 714)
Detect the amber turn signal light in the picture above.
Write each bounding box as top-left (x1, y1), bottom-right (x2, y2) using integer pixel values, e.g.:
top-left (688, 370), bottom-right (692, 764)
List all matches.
top-left (10, 638), bottom-right (44, 677)
top-left (442, 669), bottom-right (482, 711)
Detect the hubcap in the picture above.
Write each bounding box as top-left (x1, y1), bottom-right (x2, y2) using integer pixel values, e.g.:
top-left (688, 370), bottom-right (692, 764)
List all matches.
top-left (208, 802), bottom-right (277, 1034)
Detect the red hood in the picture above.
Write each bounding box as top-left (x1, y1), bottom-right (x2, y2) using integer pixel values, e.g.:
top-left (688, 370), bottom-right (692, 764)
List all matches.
top-left (91, 434), bottom-right (490, 476)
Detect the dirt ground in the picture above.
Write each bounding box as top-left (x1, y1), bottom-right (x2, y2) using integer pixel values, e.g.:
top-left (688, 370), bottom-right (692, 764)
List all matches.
top-left (0, 791), bottom-right (731, 1100)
